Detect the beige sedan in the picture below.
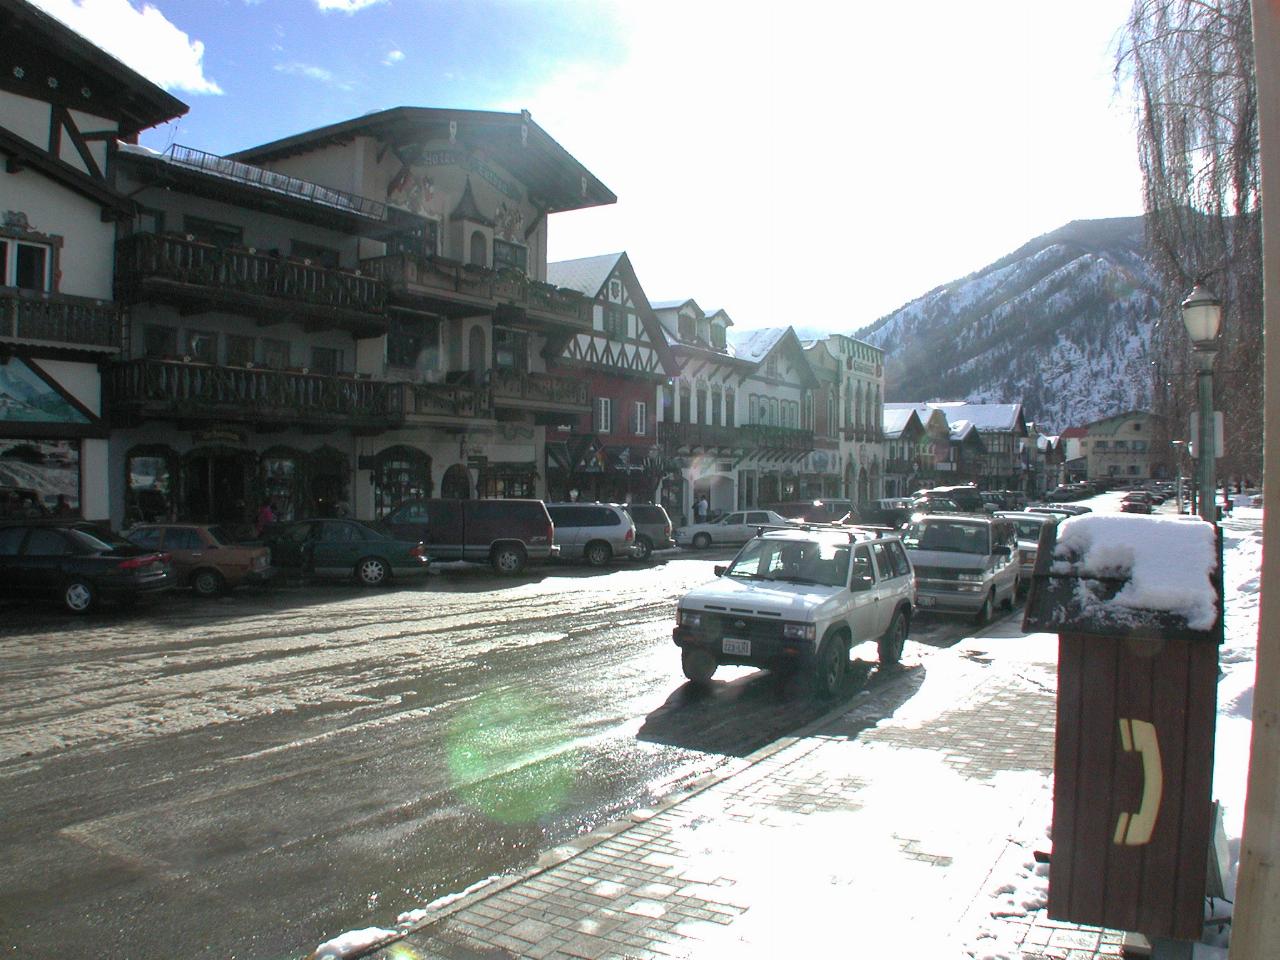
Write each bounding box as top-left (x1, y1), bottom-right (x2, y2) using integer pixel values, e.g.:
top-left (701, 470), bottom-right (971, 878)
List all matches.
top-left (126, 523), bottom-right (273, 596)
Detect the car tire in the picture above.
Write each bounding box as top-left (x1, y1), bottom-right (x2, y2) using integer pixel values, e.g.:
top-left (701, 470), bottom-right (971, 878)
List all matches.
top-left (974, 589), bottom-right (994, 625)
top-left (490, 543), bottom-right (526, 575)
top-left (878, 610), bottom-right (908, 667)
top-left (192, 568), bottom-right (225, 598)
top-left (356, 556), bottom-right (389, 587)
top-left (584, 540), bottom-right (612, 567)
top-left (63, 578), bottom-right (95, 614)
top-left (681, 647), bottom-right (717, 685)
top-left (692, 532), bottom-right (711, 550)
top-left (632, 536), bottom-right (653, 562)
top-left (811, 636), bottom-right (847, 699)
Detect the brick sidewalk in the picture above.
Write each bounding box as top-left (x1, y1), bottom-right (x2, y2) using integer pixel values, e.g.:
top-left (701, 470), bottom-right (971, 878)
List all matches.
top-left (364, 635), bottom-right (1124, 960)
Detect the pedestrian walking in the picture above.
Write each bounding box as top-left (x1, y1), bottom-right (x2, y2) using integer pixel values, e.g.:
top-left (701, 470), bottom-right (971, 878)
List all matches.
top-left (695, 495), bottom-right (708, 523)
top-left (255, 499), bottom-right (276, 536)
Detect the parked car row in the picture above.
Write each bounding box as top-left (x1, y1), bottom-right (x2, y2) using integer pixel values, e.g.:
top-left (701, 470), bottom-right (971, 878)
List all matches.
top-left (0, 500), bottom-right (679, 614)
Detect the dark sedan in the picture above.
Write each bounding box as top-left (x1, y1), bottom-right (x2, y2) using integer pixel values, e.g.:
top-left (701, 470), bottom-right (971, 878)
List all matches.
top-left (263, 519), bottom-right (429, 586)
top-left (0, 522), bottom-right (173, 613)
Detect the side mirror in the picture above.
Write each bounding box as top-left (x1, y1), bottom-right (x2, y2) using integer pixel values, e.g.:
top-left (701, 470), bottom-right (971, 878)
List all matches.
top-left (714, 564), bottom-right (727, 577)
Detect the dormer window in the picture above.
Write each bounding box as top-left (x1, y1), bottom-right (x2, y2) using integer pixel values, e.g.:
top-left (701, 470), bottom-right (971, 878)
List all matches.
top-left (678, 314), bottom-right (695, 341)
top-left (696, 319), bottom-right (710, 343)
top-left (710, 323), bottom-right (726, 350)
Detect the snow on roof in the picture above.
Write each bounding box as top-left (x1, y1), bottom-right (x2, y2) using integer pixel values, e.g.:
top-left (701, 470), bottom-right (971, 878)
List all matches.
top-left (926, 402), bottom-right (1022, 432)
top-left (546, 253), bottom-right (623, 296)
top-left (949, 419), bottom-right (976, 440)
top-left (728, 327), bottom-right (788, 363)
top-left (882, 407), bottom-right (917, 437)
top-left (651, 298), bottom-right (692, 311)
top-left (1051, 514), bottom-right (1218, 631)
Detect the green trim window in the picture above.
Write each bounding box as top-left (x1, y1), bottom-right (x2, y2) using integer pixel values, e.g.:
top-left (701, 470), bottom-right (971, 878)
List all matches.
top-left (493, 239), bottom-right (527, 273)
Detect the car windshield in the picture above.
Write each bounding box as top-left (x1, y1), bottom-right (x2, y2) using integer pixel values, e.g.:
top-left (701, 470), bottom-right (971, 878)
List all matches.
top-left (903, 520), bottom-right (991, 555)
top-left (725, 539), bottom-right (850, 587)
top-left (1011, 519), bottom-right (1045, 541)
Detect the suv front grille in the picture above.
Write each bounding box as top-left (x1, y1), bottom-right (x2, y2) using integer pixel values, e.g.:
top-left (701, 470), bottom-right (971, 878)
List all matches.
top-left (912, 565), bottom-right (963, 580)
top-left (694, 610), bottom-right (785, 642)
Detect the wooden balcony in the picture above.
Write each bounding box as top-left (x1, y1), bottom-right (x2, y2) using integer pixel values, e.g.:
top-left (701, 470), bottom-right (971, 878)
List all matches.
top-left (0, 287), bottom-right (119, 352)
top-left (885, 458), bottom-right (915, 474)
top-left (658, 421), bottom-right (815, 457)
top-left (404, 381), bottom-right (494, 423)
top-left (116, 233), bottom-right (387, 336)
top-left (108, 358), bottom-right (404, 430)
top-left (842, 426), bottom-right (883, 443)
top-left (489, 369), bottom-right (589, 414)
top-left (739, 424), bottom-right (815, 453)
top-left (361, 254), bottom-right (589, 331)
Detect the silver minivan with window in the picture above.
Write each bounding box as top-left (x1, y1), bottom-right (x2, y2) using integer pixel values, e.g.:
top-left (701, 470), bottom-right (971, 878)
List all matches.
top-left (545, 503), bottom-right (636, 566)
top-left (903, 514), bottom-right (1019, 623)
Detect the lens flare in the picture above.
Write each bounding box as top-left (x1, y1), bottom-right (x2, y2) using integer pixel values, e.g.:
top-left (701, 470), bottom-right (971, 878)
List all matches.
top-left (445, 688), bottom-right (577, 824)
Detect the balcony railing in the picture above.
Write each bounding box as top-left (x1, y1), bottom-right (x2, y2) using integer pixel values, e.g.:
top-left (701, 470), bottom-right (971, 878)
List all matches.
top-left (406, 381), bottom-right (492, 420)
top-left (166, 144), bottom-right (387, 220)
top-left (490, 369), bottom-right (589, 410)
top-left (117, 233), bottom-right (385, 315)
top-left (360, 254), bottom-right (587, 327)
top-left (109, 358), bottom-right (403, 428)
top-left (0, 287), bottom-right (118, 350)
top-left (739, 424), bottom-right (815, 452)
top-left (842, 426), bottom-right (884, 443)
top-left (885, 459), bottom-right (915, 473)
top-left (658, 421), bottom-right (815, 453)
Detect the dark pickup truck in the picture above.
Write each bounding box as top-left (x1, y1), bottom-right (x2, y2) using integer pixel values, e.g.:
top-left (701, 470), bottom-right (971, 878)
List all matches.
top-left (380, 498), bottom-right (558, 575)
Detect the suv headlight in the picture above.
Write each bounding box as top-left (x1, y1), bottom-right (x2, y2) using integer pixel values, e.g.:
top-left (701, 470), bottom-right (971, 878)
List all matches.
top-left (956, 572), bottom-right (984, 582)
top-left (677, 608), bottom-right (702, 629)
top-left (782, 622), bottom-right (816, 641)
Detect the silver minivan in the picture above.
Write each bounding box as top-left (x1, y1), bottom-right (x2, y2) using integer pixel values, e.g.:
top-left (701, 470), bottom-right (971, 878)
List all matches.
top-left (902, 514), bottom-right (1019, 622)
top-left (545, 503), bottom-right (637, 566)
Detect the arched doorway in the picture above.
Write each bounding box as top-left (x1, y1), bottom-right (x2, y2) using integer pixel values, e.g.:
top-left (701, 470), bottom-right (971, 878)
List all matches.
top-left (310, 446), bottom-right (350, 517)
top-left (184, 447), bottom-right (256, 524)
top-left (440, 463), bottom-right (472, 499)
top-left (857, 467), bottom-right (870, 506)
top-left (372, 445), bottom-right (431, 517)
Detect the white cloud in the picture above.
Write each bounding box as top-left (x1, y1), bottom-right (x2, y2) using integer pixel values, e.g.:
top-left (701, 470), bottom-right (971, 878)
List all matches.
top-left (383, 49), bottom-right (405, 67)
top-left (273, 61), bottom-right (354, 92)
top-left (315, 0), bottom-right (387, 12)
top-left (28, 0), bottom-right (222, 95)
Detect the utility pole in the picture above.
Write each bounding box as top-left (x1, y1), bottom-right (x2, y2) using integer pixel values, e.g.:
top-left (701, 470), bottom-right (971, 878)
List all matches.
top-left (1231, 3), bottom-right (1280, 956)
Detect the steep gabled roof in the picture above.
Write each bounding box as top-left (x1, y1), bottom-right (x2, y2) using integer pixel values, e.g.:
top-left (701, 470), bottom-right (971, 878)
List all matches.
top-left (926, 401), bottom-right (1026, 434)
top-left (731, 327), bottom-right (788, 363)
top-left (546, 252), bottom-right (624, 297)
top-left (883, 406), bottom-right (922, 439)
top-left (651, 298), bottom-right (698, 312)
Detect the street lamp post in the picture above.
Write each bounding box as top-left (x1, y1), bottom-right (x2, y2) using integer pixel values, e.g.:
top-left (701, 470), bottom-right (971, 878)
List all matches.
top-left (1181, 283), bottom-right (1222, 524)
top-left (1170, 440), bottom-right (1187, 514)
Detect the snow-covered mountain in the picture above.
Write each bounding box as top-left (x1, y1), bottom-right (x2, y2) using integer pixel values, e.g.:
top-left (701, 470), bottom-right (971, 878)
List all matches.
top-left (853, 217), bottom-right (1161, 433)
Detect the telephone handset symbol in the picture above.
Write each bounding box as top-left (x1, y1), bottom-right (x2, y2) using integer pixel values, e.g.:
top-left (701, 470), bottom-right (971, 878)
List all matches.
top-left (1114, 718), bottom-right (1163, 846)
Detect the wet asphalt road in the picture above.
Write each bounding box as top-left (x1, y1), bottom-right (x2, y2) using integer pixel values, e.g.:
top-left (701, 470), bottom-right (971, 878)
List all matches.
top-left (0, 549), bottom-right (989, 960)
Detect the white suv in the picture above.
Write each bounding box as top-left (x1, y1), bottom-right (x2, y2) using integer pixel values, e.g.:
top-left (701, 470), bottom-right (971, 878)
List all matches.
top-left (672, 526), bottom-right (915, 697)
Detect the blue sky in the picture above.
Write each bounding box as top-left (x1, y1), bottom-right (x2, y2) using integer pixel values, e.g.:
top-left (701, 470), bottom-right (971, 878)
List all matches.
top-left (31, 0), bottom-right (1146, 329)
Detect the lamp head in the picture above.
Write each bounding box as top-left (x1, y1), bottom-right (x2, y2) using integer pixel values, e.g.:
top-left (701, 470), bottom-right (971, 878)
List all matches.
top-left (1181, 282), bottom-right (1222, 345)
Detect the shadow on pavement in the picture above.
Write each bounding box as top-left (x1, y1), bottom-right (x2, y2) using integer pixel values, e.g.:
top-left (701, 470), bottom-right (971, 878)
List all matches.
top-left (635, 658), bottom-right (924, 758)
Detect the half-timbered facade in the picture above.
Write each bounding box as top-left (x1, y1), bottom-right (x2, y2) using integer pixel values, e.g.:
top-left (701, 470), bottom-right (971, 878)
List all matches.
top-left (0, 0), bottom-right (185, 523)
top-left (544, 252), bottom-right (679, 502)
top-left (881, 406), bottom-right (925, 497)
top-left (651, 304), bottom-right (818, 524)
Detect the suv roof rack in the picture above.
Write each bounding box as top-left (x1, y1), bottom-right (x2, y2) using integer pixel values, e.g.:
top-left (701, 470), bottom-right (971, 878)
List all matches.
top-left (756, 522), bottom-right (899, 541)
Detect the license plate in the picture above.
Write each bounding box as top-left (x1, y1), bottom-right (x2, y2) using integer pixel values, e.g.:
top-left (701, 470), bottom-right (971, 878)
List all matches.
top-left (916, 596), bottom-right (934, 607)
top-left (722, 637), bottom-right (751, 655)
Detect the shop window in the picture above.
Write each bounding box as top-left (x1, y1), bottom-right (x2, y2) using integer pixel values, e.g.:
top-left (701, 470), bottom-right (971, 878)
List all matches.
top-left (184, 215), bottom-right (242, 248)
top-left (262, 339), bottom-right (290, 369)
top-left (186, 330), bottom-right (217, 363)
top-left (262, 454), bottom-right (300, 522)
top-left (290, 239), bottom-right (340, 269)
top-left (145, 325), bottom-right (178, 359)
top-left (227, 335), bottom-right (255, 367)
top-left (388, 314), bottom-right (441, 370)
top-left (373, 446), bottom-right (431, 516)
top-left (480, 467), bottom-right (535, 499)
top-left (124, 447), bottom-right (172, 524)
top-left (493, 239), bottom-right (527, 274)
top-left (311, 347), bottom-right (341, 376)
top-left (469, 231), bottom-right (487, 267)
